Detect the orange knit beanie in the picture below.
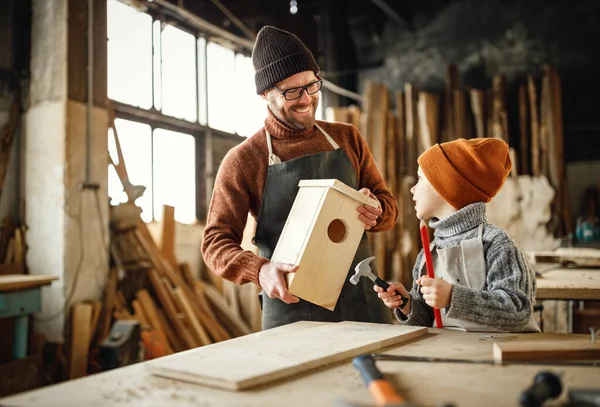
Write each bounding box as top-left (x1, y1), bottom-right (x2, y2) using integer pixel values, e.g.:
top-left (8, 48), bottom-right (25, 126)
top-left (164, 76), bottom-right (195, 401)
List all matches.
top-left (417, 138), bottom-right (512, 210)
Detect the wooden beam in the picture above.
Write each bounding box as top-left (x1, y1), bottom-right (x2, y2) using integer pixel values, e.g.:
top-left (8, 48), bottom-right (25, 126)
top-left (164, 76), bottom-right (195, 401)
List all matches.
top-left (527, 75), bottom-right (541, 176)
top-left (469, 89), bottom-right (485, 138)
top-left (518, 85), bottom-right (529, 175)
top-left (493, 340), bottom-right (600, 362)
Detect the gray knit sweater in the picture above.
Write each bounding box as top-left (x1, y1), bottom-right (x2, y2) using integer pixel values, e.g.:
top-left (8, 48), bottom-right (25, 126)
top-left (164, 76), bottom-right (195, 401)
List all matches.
top-left (395, 203), bottom-right (537, 331)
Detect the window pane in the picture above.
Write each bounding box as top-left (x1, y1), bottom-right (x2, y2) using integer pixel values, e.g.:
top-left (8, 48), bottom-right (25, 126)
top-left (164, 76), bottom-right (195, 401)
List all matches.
top-left (207, 42), bottom-right (235, 133)
top-left (107, 0), bottom-right (152, 108)
top-left (198, 37), bottom-right (207, 126)
top-left (162, 25), bottom-right (197, 122)
top-left (234, 54), bottom-right (265, 137)
top-left (108, 119), bottom-right (153, 223)
top-left (152, 129), bottom-right (196, 224)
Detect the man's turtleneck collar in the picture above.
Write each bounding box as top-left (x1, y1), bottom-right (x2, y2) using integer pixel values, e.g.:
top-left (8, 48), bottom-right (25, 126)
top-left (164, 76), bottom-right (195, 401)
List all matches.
top-left (264, 107), bottom-right (316, 140)
top-left (428, 202), bottom-right (487, 239)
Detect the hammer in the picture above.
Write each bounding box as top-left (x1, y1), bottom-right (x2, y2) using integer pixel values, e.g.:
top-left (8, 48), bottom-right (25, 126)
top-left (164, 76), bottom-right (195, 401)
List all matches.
top-left (350, 256), bottom-right (409, 310)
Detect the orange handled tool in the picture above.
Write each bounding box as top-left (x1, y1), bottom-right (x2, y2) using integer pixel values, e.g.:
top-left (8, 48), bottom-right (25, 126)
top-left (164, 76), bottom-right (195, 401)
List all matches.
top-left (352, 355), bottom-right (416, 406)
top-left (419, 220), bottom-right (443, 329)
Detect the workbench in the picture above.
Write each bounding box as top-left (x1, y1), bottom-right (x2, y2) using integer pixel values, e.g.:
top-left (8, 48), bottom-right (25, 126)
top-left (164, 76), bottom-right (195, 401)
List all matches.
top-left (535, 266), bottom-right (600, 300)
top-left (1, 328), bottom-right (598, 407)
top-left (0, 274), bottom-right (58, 359)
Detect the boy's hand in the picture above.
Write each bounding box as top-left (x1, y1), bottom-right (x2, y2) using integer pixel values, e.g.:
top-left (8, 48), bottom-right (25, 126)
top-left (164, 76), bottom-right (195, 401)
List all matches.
top-left (374, 282), bottom-right (411, 314)
top-left (417, 277), bottom-right (452, 309)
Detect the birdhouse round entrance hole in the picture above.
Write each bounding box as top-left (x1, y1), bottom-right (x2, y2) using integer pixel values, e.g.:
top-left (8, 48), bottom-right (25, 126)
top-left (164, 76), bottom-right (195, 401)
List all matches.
top-left (327, 219), bottom-right (347, 243)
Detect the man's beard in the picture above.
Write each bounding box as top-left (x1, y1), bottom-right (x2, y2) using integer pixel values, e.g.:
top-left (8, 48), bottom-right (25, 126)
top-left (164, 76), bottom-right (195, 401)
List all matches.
top-left (268, 94), bottom-right (318, 130)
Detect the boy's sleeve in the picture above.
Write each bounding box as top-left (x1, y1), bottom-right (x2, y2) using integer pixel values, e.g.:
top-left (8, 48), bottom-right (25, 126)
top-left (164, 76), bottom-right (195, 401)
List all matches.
top-left (445, 234), bottom-right (535, 329)
top-left (394, 250), bottom-right (435, 327)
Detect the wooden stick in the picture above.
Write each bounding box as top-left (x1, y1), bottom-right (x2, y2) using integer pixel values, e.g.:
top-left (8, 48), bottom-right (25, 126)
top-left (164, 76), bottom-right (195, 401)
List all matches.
top-left (157, 308), bottom-right (186, 353)
top-left (136, 289), bottom-right (171, 349)
top-left (160, 205), bottom-right (177, 267)
top-left (518, 85), bottom-right (529, 174)
top-left (469, 89), bottom-right (485, 138)
top-left (148, 268), bottom-right (197, 349)
top-left (453, 90), bottom-right (465, 139)
top-left (527, 75), bottom-right (540, 176)
top-left (132, 299), bottom-right (150, 328)
top-left (203, 282), bottom-right (252, 337)
top-left (181, 263), bottom-right (216, 320)
top-left (173, 287), bottom-right (212, 346)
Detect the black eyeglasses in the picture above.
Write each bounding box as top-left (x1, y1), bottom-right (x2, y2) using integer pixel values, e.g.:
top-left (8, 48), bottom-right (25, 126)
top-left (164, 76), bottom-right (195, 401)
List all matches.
top-left (273, 79), bottom-right (323, 101)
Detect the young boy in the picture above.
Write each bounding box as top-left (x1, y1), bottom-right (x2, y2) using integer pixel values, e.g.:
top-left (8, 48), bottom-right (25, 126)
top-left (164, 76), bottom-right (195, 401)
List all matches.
top-left (376, 138), bottom-right (540, 332)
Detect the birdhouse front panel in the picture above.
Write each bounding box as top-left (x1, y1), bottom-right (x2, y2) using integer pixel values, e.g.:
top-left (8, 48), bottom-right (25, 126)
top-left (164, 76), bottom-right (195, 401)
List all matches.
top-left (271, 179), bottom-right (378, 311)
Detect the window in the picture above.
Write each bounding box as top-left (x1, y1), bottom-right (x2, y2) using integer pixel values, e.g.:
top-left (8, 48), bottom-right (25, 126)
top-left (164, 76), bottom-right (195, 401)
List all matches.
top-left (107, 0), bottom-right (152, 109)
top-left (107, 0), bottom-right (328, 223)
top-left (206, 42), bottom-right (236, 133)
top-left (161, 25), bottom-right (197, 122)
top-left (234, 54), bottom-right (265, 137)
top-left (152, 129), bottom-right (196, 224)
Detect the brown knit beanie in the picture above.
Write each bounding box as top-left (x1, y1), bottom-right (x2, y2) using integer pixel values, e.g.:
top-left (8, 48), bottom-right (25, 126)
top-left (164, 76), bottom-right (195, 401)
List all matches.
top-left (252, 26), bottom-right (320, 94)
top-left (417, 138), bottom-right (512, 209)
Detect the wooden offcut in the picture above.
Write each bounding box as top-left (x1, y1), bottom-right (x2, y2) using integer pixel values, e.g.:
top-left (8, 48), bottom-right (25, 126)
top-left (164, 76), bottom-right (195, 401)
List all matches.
top-left (493, 340), bottom-right (600, 362)
top-left (272, 179), bottom-right (378, 310)
top-left (70, 303), bottom-right (93, 379)
top-left (146, 321), bottom-right (427, 391)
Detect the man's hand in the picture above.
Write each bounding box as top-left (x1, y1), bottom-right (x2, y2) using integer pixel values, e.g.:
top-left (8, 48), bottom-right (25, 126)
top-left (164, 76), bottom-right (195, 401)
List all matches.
top-left (258, 262), bottom-right (300, 304)
top-left (374, 282), bottom-right (411, 314)
top-left (357, 188), bottom-right (382, 231)
top-left (417, 277), bottom-right (452, 309)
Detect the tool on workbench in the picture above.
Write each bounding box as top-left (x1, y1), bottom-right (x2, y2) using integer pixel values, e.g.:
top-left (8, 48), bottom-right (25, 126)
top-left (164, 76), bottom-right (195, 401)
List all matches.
top-left (352, 354), bottom-right (415, 406)
top-left (370, 353), bottom-right (599, 367)
top-left (350, 257), bottom-right (409, 310)
top-left (519, 371), bottom-right (562, 407)
top-left (568, 388), bottom-right (600, 406)
top-left (419, 220), bottom-right (443, 328)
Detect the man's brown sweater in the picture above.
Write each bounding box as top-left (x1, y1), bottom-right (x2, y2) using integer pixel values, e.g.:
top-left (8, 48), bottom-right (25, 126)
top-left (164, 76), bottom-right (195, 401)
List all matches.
top-left (201, 109), bottom-right (399, 285)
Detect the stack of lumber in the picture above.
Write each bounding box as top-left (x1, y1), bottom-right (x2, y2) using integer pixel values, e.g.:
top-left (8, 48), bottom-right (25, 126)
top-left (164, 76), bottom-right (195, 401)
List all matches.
top-left (325, 64), bottom-right (570, 286)
top-left (68, 202), bottom-right (254, 379)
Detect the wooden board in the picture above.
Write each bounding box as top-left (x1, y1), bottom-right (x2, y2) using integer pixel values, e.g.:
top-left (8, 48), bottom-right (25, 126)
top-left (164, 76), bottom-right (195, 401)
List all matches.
top-left (493, 340), bottom-right (600, 362)
top-left (0, 274), bottom-right (58, 292)
top-left (146, 321), bottom-right (427, 391)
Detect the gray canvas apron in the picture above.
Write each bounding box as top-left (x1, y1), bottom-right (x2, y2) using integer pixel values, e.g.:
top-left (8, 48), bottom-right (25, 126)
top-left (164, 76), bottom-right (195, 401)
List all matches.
top-left (254, 123), bottom-right (392, 330)
top-left (418, 224), bottom-right (540, 332)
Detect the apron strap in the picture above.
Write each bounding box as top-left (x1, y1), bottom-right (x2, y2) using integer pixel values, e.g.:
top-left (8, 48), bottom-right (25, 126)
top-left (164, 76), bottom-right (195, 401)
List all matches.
top-left (477, 223), bottom-right (484, 239)
top-left (265, 130), bottom-right (282, 166)
top-left (265, 124), bottom-right (339, 166)
top-left (314, 123), bottom-right (340, 149)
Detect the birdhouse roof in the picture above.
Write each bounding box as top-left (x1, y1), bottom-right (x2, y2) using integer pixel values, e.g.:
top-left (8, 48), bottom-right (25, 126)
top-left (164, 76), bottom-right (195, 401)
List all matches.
top-left (298, 179), bottom-right (379, 208)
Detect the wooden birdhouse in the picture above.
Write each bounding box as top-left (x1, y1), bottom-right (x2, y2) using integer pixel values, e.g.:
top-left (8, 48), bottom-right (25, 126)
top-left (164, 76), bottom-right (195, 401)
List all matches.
top-left (270, 179), bottom-right (379, 310)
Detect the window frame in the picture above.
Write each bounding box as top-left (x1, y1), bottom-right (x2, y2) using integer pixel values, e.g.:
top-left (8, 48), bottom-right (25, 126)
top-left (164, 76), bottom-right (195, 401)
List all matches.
top-left (108, 3), bottom-right (251, 222)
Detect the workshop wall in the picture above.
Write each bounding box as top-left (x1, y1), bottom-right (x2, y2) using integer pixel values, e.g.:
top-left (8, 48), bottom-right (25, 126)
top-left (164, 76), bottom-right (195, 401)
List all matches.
top-left (357, 0), bottom-right (600, 221)
top-left (357, 0), bottom-right (600, 160)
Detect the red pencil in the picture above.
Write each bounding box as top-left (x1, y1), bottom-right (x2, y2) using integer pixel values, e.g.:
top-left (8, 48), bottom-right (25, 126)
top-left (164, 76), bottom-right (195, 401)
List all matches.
top-left (419, 220), bottom-right (443, 329)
